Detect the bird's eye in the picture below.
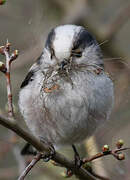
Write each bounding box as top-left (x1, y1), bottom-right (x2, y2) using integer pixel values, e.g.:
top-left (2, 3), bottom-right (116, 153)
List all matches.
top-left (71, 48), bottom-right (82, 58)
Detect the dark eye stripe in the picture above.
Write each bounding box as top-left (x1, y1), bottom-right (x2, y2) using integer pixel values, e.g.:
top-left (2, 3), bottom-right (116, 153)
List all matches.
top-left (73, 28), bottom-right (97, 51)
top-left (45, 28), bottom-right (55, 49)
top-left (45, 28), bottom-right (55, 59)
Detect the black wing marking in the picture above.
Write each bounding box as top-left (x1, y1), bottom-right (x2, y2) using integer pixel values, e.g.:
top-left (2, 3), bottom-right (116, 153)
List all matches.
top-left (20, 52), bottom-right (43, 89)
top-left (20, 70), bottom-right (34, 88)
top-left (45, 28), bottom-right (55, 50)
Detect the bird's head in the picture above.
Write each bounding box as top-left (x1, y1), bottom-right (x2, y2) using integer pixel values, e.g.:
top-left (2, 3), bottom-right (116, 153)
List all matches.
top-left (39, 24), bottom-right (104, 73)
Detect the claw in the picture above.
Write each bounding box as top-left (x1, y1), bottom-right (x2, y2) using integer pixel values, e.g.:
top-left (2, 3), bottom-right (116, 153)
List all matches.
top-left (40, 137), bottom-right (55, 162)
top-left (72, 144), bottom-right (83, 169)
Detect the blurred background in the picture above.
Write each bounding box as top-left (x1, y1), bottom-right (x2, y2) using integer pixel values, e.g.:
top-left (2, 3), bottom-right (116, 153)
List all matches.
top-left (0, 0), bottom-right (130, 179)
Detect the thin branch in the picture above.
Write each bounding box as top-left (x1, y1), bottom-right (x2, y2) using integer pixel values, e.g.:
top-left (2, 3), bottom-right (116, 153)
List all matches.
top-left (0, 42), bottom-right (18, 118)
top-left (83, 146), bottom-right (130, 164)
top-left (0, 42), bottom-right (26, 175)
top-left (4, 42), bottom-right (18, 118)
top-left (18, 153), bottom-right (42, 180)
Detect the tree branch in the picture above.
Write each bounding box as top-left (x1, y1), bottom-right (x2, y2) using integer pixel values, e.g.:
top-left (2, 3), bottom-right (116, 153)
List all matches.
top-left (0, 114), bottom-right (95, 180)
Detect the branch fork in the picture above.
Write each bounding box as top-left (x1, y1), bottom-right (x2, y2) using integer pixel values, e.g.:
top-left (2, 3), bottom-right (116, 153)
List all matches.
top-left (0, 41), bottom-right (18, 118)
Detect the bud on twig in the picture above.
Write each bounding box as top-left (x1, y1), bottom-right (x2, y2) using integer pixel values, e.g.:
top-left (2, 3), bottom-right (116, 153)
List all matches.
top-left (61, 170), bottom-right (73, 178)
top-left (102, 145), bottom-right (110, 153)
top-left (66, 170), bottom-right (73, 177)
top-left (0, 61), bottom-right (7, 73)
top-left (117, 153), bottom-right (125, 160)
top-left (0, 46), bottom-right (5, 55)
top-left (10, 50), bottom-right (19, 61)
top-left (5, 42), bottom-right (11, 52)
top-left (116, 139), bottom-right (124, 149)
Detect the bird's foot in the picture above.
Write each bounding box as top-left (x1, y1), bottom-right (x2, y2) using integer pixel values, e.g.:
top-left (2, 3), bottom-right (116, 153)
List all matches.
top-left (40, 137), bottom-right (55, 162)
top-left (72, 144), bottom-right (83, 169)
top-left (62, 144), bottom-right (83, 178)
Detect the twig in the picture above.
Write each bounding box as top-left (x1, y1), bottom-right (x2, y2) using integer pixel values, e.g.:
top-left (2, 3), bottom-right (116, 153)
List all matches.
top-left (83, 145), bottom-right (130, 164)
top-left (0, 42), bottom-right (26, 175)
top-left (4, 43), bottom-right (14, 118)
top-left (85, 136), bottom-right (109, 179)
top-left (18, 153), bottom-right (42, 180)
top-left (82, 143), bottom-right (130, 180)
top-left (0, 41), bottom-right (18, 118)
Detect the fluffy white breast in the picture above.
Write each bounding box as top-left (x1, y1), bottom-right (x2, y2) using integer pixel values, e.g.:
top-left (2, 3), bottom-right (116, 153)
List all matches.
top-left (53, 25), bottom-right (81, 60)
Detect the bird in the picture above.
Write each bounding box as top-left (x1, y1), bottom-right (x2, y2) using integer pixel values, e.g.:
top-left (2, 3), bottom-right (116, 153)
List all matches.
top-left (19, 24), bottom-right (114, 161)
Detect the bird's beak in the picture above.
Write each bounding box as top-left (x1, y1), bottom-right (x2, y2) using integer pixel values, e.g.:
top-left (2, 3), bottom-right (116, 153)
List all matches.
top-left (59, 59), bottom-right (68, 70)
